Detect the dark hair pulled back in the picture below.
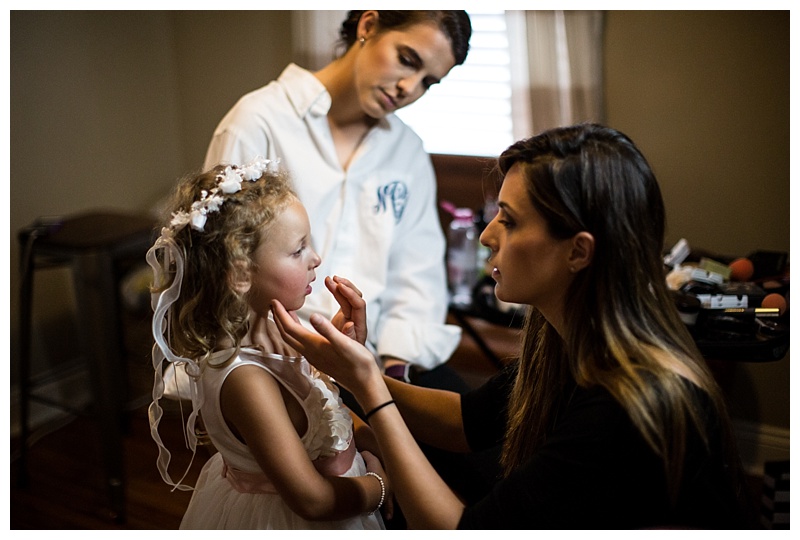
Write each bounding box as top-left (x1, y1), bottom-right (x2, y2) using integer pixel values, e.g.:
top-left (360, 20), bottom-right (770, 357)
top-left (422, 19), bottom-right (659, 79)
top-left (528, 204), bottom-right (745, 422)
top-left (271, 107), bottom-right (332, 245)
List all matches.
top-left (339, 10), bottom-right (471, 65)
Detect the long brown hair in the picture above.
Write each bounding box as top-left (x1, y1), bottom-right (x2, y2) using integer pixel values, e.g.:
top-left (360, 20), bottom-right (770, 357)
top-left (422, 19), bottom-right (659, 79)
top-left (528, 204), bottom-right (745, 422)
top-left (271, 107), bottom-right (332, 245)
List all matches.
top-left (498, 124), bottom-right (742, 506)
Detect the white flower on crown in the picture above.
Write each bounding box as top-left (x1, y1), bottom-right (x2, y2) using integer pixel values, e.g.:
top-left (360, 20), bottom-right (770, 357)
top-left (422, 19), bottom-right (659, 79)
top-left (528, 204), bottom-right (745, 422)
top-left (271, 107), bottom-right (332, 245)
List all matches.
top-left (169, 211), bottom-right (192, 230)
top-left (167, 156), bottom-right (278, 233)
top-left (218, 168), bottom-right (244, 194)
top-left (240, 157), bottom-right (278, 180)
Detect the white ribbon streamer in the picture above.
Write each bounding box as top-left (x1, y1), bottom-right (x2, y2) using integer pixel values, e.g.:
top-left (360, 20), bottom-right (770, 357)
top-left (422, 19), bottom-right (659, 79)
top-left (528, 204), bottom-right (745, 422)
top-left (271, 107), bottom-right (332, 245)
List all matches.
top-left (146, 228), bottom-right (203, 491)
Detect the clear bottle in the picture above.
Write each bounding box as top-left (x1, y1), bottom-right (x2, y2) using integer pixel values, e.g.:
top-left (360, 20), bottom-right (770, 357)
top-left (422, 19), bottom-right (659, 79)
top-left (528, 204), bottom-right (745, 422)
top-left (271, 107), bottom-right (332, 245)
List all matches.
top-left (447, 207), bottom-right (479, 306)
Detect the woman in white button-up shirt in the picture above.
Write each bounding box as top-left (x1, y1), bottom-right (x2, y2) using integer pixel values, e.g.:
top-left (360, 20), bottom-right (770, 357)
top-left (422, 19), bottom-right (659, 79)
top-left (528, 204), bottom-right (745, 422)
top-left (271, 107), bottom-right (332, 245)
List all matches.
top-left (205, 11), bottom-right (473, 382)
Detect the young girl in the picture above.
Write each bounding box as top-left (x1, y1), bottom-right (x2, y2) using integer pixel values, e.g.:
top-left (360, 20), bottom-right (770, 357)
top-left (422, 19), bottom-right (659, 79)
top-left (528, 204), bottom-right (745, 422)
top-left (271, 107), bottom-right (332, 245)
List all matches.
top-left (146, 157), bottom-right (387, 529)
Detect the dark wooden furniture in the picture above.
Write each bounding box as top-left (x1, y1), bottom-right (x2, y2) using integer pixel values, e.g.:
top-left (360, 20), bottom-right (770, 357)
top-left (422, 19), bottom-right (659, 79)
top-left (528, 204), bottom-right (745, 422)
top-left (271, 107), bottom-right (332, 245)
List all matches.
top-left (17, 211), bottom-right (156, 522)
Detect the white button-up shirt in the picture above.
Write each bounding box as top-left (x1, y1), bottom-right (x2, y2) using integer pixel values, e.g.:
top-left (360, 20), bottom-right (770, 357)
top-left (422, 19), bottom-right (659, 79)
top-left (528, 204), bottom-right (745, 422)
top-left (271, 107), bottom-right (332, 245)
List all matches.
top-left (204, 64), bottom-right (461, 369)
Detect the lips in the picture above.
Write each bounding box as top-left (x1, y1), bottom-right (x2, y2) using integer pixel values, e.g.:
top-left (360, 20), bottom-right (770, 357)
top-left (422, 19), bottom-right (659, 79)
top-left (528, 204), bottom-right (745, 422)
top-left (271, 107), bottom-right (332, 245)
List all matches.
top-left (379, 89), bottom-right (397, 111)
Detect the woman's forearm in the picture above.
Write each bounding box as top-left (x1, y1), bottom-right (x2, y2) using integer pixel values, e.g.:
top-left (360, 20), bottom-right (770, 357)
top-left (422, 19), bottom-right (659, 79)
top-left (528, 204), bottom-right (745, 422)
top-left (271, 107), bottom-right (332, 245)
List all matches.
top-left (384, 376), bottom-right (470, 453)
top-left (364, 397), bottom-right (466, 529)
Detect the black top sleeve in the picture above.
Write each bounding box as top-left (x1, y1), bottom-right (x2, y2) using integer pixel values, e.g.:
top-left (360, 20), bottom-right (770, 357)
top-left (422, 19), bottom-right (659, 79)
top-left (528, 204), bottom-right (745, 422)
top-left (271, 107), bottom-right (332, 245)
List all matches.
top-left (460, 364), bottom-right (515, 452)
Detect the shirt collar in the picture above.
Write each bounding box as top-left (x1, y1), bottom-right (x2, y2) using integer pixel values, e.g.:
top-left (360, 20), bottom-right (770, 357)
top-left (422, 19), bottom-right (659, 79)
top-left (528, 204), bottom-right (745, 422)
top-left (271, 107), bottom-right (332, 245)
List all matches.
top-left (279, 63), bottom-right (331, 119)
top-left (279, 63), bottom-right (392, 130)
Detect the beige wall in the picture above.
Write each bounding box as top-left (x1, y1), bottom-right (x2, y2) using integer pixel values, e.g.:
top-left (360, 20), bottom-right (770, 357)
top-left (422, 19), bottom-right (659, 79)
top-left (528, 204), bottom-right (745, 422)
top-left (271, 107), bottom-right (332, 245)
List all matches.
top-left (10, 11), bottom-right (789, 431)
top-left (9, 11), bottom-right (294, 380)
top-left (170, 11), bottom-right (294, 172)
top-left (11, 11), bottom-right (184, 377)
top-left (605, 11), bottom-right (789, 255)
top-left (604, 10), bottom-right (790, 429)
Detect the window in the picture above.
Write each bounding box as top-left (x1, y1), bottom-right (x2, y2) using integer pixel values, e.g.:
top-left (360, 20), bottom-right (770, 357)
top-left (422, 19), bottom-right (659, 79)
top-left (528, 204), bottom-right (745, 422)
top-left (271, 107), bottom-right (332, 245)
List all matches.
top-left (396, 10), bottom-right (531, 157)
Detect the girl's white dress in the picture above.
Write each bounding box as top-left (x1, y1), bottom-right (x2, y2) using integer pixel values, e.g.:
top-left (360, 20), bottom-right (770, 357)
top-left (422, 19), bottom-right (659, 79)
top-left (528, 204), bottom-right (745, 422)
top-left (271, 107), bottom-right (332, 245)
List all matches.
top-left (179, 347), bottom-right (384, 530)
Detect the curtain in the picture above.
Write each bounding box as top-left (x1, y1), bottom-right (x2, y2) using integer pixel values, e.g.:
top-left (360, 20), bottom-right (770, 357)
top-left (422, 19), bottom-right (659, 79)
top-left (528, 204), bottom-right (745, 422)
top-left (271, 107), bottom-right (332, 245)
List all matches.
top-left (525, 10), bottom-right (606, 133)
top-left (290, 10), bottom-right (347, 70)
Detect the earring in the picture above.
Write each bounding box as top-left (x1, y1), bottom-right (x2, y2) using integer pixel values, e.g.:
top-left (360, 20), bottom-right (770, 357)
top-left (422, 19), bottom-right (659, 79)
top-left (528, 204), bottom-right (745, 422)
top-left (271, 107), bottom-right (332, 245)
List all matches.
top-left (359, 37), bottom-right (365, 44)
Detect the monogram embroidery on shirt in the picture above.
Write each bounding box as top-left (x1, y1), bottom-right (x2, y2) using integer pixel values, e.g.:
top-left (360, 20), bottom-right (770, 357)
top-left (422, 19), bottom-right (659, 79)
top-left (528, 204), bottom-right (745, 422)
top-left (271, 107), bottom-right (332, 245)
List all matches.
top-left (373, 181), bottom-right (408, 224)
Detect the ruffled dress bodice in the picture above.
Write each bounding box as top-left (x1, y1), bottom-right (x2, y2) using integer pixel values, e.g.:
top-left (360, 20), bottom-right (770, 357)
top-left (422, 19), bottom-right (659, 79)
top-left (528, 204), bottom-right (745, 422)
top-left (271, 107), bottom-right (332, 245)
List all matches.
top-left (201, 347), bottom-right (352, 471)
top-left (179, 347), bottom-right (383, 530)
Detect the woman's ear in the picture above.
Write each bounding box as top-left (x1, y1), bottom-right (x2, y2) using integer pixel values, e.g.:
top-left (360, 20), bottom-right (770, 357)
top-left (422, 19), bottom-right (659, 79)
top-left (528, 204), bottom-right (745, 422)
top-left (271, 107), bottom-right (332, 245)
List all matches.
top-left (568, 231), bottom-right (595, 273)
top-left (358, 10), bottom-right (379, 40)
top-left (229, 261), bottom-right (252, 295)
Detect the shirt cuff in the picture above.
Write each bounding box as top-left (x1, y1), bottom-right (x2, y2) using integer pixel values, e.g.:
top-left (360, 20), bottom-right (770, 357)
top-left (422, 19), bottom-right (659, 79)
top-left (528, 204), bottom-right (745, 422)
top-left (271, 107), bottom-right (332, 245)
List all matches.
top-left (375, 319), bottom-right (462, 370)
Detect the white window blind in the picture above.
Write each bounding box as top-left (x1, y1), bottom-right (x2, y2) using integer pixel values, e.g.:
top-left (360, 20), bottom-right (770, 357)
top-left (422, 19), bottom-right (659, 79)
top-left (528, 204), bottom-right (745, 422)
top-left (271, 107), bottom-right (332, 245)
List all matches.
top-left (396, 10), bottom-right (530, 157)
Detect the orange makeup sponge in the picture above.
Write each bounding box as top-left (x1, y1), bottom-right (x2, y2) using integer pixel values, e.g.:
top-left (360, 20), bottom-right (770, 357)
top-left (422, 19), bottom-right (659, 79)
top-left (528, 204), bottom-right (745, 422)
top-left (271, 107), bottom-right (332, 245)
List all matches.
top-left (729, 258), bottom-right (754, 282)
top-left (761, 293), bottom-right (787, 316)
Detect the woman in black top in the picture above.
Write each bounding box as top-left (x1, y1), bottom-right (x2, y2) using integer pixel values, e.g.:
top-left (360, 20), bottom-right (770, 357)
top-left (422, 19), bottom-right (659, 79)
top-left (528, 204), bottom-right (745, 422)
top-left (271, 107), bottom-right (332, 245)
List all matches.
top-left (274, 124), bottom-right (751, 529)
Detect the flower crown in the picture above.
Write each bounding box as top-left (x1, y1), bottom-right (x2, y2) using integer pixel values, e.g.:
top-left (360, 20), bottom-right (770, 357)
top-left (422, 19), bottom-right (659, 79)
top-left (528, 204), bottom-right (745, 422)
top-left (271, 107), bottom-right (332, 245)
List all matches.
top-left (169, 156), bottom-right (279, 232)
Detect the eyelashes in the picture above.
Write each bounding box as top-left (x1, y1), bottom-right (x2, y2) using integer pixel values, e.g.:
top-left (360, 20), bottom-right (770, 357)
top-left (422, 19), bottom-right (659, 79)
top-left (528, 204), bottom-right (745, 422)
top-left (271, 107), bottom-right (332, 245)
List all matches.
top-left (398, 48), bottom-right (438, 89)
top-left (497, 213), bottom-right (515, 229)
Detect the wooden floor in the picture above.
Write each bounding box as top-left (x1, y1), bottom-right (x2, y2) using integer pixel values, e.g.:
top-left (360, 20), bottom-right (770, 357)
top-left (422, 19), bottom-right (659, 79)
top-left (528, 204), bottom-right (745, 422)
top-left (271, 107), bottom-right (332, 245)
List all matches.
top-left (10, 404), bottom-right (204, 529)
top-left (9, 307), bottom-right (209, 530)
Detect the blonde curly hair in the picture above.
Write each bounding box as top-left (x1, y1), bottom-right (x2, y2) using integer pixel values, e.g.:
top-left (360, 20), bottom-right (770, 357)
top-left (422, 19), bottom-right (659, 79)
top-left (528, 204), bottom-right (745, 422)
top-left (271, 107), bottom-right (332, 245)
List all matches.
top-left (151, 163), bottom-right (297, 363)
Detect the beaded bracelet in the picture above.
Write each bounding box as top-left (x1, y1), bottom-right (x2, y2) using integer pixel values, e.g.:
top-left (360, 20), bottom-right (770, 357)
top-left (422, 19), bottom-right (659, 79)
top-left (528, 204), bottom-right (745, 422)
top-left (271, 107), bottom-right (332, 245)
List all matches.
top-left (365, 471), bottom-right (385, 515)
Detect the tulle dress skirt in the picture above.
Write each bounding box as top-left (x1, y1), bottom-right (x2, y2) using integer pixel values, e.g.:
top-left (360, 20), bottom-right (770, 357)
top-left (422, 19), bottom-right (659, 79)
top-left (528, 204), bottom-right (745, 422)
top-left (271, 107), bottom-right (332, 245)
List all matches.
top-left (180, 451), bottom-right (384, 530)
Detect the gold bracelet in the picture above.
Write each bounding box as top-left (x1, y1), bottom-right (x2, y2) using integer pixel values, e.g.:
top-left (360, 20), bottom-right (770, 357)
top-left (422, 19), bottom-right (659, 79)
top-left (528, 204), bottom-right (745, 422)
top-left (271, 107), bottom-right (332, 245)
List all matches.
top-left (365, 471), bottom-right (385, 515)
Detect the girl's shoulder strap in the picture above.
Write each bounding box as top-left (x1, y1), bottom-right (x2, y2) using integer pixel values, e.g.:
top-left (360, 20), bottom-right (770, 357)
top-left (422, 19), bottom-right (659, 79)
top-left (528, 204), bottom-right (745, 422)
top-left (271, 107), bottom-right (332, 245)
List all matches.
top-left (235, 348), bottom-right (316, 402)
